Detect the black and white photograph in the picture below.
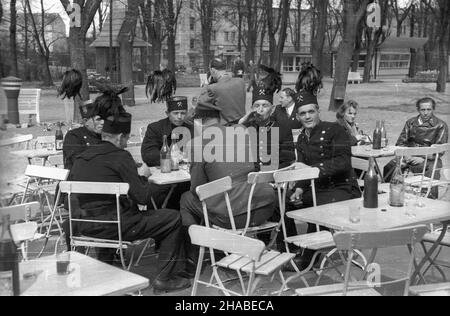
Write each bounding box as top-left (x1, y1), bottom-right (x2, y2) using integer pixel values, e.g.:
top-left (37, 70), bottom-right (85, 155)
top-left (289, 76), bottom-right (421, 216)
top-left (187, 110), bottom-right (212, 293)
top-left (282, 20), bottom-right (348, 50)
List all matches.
top-left (0, 0), bottom-right (449, 300)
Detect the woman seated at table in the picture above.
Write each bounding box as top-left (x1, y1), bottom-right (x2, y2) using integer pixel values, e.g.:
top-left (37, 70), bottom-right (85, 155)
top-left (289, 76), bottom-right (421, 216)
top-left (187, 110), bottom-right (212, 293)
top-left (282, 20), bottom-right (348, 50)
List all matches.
top-left (336, 100), bottom-right (371, 146)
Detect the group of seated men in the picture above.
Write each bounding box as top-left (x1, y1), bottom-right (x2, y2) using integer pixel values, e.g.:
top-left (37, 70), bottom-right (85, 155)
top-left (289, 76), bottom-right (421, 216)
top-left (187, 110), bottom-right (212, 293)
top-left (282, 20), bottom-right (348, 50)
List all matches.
top-left (61, 60), bottom-right (448, 295)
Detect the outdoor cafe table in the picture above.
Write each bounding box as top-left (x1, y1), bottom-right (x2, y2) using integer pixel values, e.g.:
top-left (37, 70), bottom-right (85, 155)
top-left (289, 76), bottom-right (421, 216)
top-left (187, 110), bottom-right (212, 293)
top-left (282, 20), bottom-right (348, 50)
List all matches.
top-left (148, 167), bottom-right (191, 209)
top-left (11, 149), bottom-right (62, 165)
top-left (352, 145), bottom-right (400, 181)
top-left (287, 194), bottom-right (450, 284)
top-left (20, 252), bottom-right (149, 296)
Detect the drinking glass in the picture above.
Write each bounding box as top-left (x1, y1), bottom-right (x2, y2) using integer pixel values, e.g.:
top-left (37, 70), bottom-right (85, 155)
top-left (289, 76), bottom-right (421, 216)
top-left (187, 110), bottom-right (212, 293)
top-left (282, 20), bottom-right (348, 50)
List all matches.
top-left (56, 252), bottom-right (71, 275)
top-left (349, 206), bottom-right (361, 224)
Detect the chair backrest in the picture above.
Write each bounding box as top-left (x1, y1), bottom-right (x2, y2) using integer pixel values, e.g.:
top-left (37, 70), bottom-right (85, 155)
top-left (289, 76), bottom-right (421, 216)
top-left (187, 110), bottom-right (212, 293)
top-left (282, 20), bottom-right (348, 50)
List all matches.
top-left (25, 165), bottom-right (70, 181)
top-left (196, 177), bottom-right (232, 202)
top-left (0, 202), bottom-right (41, 243)
top-left (189, 225), bottom-right (265, 262)
top-left (395, 146), bottom-right (443, 197)
top-left (59, 182), bottom-right (130, 256)
top-left (0, 202), bottom-right (41, 223)
top-left (333, 225), bottom-right (428, 296)
top-left (18, 89), bottom-right (41, 124)
top-left (196, 177), bottom-right (234, 229)
top-left (352, 157), bottom-right (369, 175)
top-left (0, 134), bottom-right (33, 148)
top-left (274, 167), bottom-right (321, 234)
top-left (47, 154), bottom-right (64, 168)
top-left (35, 136), bottom-right (56, 149)
top-left (59, 181), bottom-right (130, 196)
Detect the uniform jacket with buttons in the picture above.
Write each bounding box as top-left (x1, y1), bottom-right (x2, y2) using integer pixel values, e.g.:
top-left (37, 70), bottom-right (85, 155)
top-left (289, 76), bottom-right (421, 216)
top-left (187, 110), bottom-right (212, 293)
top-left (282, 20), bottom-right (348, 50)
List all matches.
top-left (243, 109), bottom-right (296, 170)
top-left (397, 115), bottom-right (448, 148)
top-left (295, 121), bottom-right (359, 194)
top-left (141, 118), bottom-right (191, 167)
top-left (63, 126), bottom-right (102, 170)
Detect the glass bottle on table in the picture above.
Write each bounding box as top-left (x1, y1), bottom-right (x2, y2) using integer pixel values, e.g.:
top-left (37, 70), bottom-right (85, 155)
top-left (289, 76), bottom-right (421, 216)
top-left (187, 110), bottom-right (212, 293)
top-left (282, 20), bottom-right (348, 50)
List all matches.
top-left (55, 122), bottom-right (64, 151)
top-left (170, 134), bottom-right (181, 171)
top-left (0, 215), bottom-right (20, 296)
top-left (364, 157), bottom-right (379, 209)
top-left (160, 135), bottom-right (171, 174)
top-left (380, 120), bottom-right (388, 149)
top-left (389, 156), bottom-right (405, 207)
top-left (373, 120), bottom-right (382, 150)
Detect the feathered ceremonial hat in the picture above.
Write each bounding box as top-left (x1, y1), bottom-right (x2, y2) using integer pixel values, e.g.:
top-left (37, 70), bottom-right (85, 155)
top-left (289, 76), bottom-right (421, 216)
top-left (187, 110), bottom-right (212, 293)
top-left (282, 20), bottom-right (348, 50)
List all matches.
top-left (146, 69), bottom-right (177, 103)
top-left (252, 64), bottom-right (282, 104)
top-left (91, 82), bottom-right (128, 120)
top-left (295, 62), bottom-right (323, 96)
top-left (58, 69), bottom-right (83, 100)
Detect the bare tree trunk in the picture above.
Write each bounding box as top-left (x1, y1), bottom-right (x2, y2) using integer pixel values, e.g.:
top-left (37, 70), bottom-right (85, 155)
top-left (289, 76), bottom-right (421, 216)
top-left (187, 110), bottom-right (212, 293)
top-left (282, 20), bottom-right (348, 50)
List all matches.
top-left (119, 0), bottom-right (142, 107)
top-left (362, 0), bottom-right (389, 83)
top-left (265, 0), bottom-right (291, 71)
top-left (351, 18), bottom-right (364, 72)
top-left (9, 0), bottom-right (19, 76)
top-left (61, 0), bottom-right (102, 123)
top-left (408, 4), bottom-right (416, 78)
top-left (24, 1), bottom-right (31, 81)
top-left (245, 0), bottom-right (259, 64)
top-left (311, 0), bottom-right (328, 70)
top-left (198, 0), bottom-right (215, 70)
top-left (436, 0), bottom-right (450, 92)
top-left (329, 0), bottom-right (370, 111)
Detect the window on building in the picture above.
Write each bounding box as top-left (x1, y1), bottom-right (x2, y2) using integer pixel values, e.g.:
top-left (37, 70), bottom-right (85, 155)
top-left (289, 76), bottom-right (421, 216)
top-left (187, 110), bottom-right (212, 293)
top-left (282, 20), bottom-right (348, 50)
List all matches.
top-left (231, 32), bottom-right (236, 42)
top-left (301, 33), bottom-right (307, 42)
top-left (190, 39), bottom-right (195, 50)
top-left (225, 31), bottom-right (229, 42)
top-left (379, 53), bottom-right (410, 69)
top-left (224, 11), bottom-right (229, 20)
top-left (212, 30), bottom-right (217, 41)
top-left (282, 56), bottom-right (312, 72)
top-left (190, 17), bottom-right (195, 31)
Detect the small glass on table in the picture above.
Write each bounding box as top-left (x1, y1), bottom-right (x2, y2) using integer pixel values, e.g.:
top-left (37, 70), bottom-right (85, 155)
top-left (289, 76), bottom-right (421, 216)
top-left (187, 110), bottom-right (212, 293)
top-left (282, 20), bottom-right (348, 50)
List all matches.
top-left (349, 205), bottom-right (361, 224)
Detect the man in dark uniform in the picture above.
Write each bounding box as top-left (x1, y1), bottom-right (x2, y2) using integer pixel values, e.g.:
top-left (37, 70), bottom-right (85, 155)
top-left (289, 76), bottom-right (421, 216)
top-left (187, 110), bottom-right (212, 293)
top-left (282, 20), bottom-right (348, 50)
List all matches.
top-left (198, 58), bottom-right (246, 126)
top-left (289, 91), bottom-right (361, 268)
top-left (290, 91), bottom-right (361, 205)
top-left (240, 83), bottom-right (296, 170)
top-left (141, 96), bottom-right (192, 209)
top-left (69, 111), bottom-right (191, 294)
top-left (383, 97), bottom-right (448, 194)
top-left (63, 100), bottom-right (103, 170)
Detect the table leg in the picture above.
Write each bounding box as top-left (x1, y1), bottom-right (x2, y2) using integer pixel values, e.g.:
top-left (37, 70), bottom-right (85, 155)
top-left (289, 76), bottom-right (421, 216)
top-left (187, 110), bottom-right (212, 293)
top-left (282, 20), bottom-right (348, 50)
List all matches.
top-left (161, 184), bottom-right (177, 209)
top-left (374, 159), bottom-right (385, 183)
top-left (411, 222), bottom-right (448, 285)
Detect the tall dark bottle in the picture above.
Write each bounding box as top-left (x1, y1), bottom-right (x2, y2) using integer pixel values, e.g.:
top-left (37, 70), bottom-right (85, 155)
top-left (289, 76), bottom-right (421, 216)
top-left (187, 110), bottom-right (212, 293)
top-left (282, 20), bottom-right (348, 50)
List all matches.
top-left (160, 135), bottom-right (171, 173)
top-left (373, 120), bottom-right (382, 150)
top-left (0, 215), bottom-right (20, 296)
top-left (364, 157), bottom-right (379, 209)
top-left (55, 122), bottom-right (64, 151)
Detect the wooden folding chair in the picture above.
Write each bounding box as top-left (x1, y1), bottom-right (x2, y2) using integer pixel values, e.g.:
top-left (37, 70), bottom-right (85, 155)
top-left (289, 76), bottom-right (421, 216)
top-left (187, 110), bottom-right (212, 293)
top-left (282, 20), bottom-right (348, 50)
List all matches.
top-left (420, 221), bottom-right (450, 281)
top-left (189, 225), bottom-right (295, 296)
top-left (396, 145), bottom-right (449, 199)
top-left (20, 165), bottom-right (69, 245)
top-left (59, 181), bottom-right (153, 271)
top-left (47, 154), bottom-right (64, 168)
top-left (0, 202), bottom-right (43, 261)
top-left (296, 225), bottom-right (428, 296)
